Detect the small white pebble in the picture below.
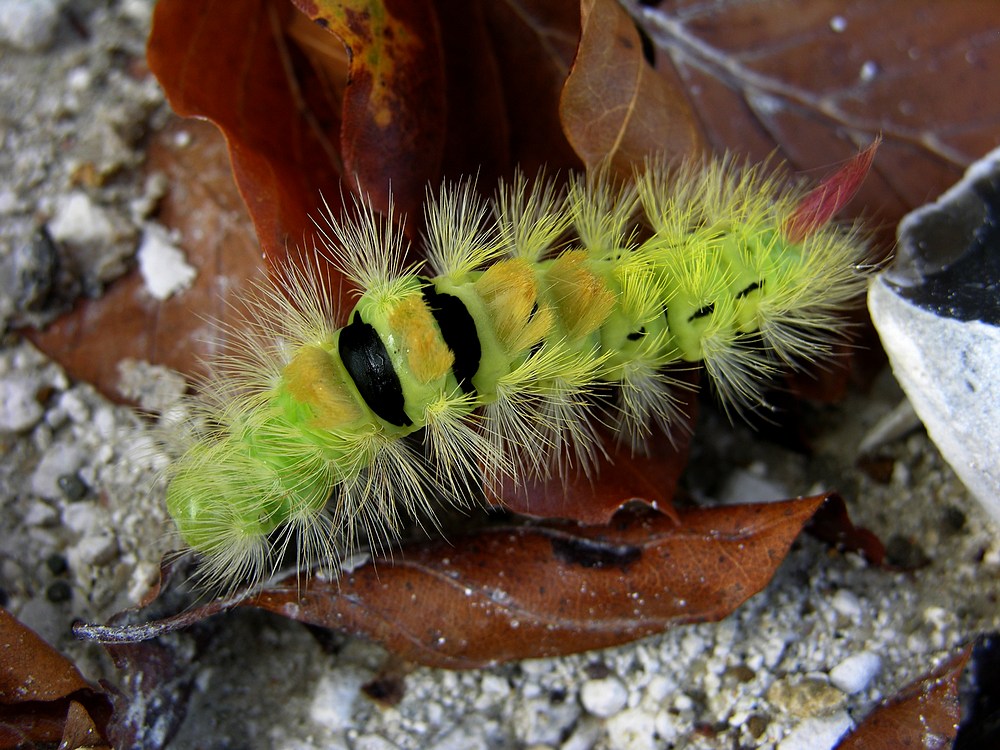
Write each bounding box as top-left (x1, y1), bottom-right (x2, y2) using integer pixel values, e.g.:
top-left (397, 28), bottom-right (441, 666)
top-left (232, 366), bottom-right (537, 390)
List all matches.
top-left (93, 405), bottom-right (117, 439)
top-left (128, 560), bottom-right (161, 605)
top-left (31, 442), bottom-right (86, 500)
top-left (0, 375), bottom-right (43, 432)
top-left (58, 390), bottom-right (91, 424)
top-left (309, 667), bottom-right (372, 731)
top-left (606, 708), bottom-right (656, 750)
top-left (47, 192), bottom-right (116, 246)
top-left (353, 736), bottom-right (400, 750)
top-left (0, 188), bottom-right (21, 214)
top-left (829, 652), bottom-right (882, 694)
top-left (580, 677), bottom-right (628, 718)
top-left (830, 589), bottom-right (863, 621)
top-left (0, 0), bottom-right (61, 51)
top-left (23, 499), bottom-right (59, 526)
top-left (777, 712), bottom-right (853, 750)
top-left (673, 693), bottom-right (695, 712)
top-left (480, 674), bottom-right (510, 697)
top-left (66, 66), bottom-right (91, 91)
top-left (654, 708), bottom-right (680, 743)
top-left (62, 502), bottom-right (104, 535)
top-left (70, 533), bottom-right (119, 567)
top-left (138, 223), bottom-right (197, 300)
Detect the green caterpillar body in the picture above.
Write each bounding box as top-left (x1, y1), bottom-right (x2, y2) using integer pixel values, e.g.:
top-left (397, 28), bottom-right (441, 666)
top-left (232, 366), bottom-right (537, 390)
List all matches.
top-left (165, 157), bottom-right (868, 588)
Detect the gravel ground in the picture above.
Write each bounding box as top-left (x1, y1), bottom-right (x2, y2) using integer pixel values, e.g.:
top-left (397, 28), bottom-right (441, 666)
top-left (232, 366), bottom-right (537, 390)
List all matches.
top-left (2, 2), bottom-right (998, 749)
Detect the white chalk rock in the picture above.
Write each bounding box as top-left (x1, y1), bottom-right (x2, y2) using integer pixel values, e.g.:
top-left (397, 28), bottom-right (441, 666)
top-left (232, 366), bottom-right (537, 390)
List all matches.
top-left (869, 146), bottom-right (1000, 528)
top-left (580, 676), bottom-right (629, 718)
top-left (0, 0), bottom-right (61, 52)
top-left (829, 651), bottom-right (882, 695)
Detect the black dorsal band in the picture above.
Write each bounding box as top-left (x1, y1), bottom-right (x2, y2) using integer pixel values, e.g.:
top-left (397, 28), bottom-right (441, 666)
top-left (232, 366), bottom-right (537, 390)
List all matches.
top-left (421, 282), bottom-right (481, 395)
top-left (338, 313), bottom-right (412, 427)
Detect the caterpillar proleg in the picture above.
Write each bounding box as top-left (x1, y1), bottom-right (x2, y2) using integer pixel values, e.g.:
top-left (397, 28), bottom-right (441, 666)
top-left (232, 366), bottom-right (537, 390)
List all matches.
top-left (164, 152), bottom-right (872, 590)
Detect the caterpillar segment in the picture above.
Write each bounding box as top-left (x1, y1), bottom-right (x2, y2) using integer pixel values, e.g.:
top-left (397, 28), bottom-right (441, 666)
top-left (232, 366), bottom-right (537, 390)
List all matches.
top-left (164, 157), bottom-right (869, 589)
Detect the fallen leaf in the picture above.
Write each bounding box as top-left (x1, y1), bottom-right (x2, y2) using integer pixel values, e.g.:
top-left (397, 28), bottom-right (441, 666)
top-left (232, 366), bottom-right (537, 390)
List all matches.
top-left (289, 0), bottom-right (446, 221)
top-left (99, 637), bottom-right (200, 750)
top-left (148, 0), bottom-right (343, 267)
top-left (257, 495), bottom-right (826, 668)
top-left (805, 493), bottom-right (886, 566)
top-left (78, 495), bottom-right (830, 670)
top-left (632, 0), bottom-right (1000, 239)
top-left (560, 0), bottom-right (704, 173)
top-left (0, 608), bottom-right (112, 747)
top-left (785, 137), bottom-right (881, 243)
top-left (482, 0), bottom-right (583, 175)
top-left (60, 700), bottom-right (109, 750)
top-left (835, 646), bottom-right (971, 750)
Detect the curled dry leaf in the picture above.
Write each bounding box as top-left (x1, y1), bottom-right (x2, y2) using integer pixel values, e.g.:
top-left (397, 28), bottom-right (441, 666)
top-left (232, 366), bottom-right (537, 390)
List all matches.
top-left (804, 493), bottom-right (886, 566)
top-left (147, 0), bottom-right (581, 271)
top-left (78, 496), bottom-right (831, 670)
top-left (148, 0), bottom-right (343, 267)
top-left (288, 0), bottom-right (446, 220)
top-left (478, 0), bottom-right (582, 175)
top-left (560, 0), bottom-right (705, 174)
top-left (784, 136), bottom-right (881, 244)
top-left (250, 496), bottom-right (827, 669)
top-left (835, 646), bottom-right (971, 750)
top-left (0, 607), bottom-right (112, 747)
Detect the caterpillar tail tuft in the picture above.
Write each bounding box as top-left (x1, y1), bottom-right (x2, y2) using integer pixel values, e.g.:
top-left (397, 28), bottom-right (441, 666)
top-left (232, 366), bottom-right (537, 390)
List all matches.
top-left (163, 151), bottom-right (874, 591)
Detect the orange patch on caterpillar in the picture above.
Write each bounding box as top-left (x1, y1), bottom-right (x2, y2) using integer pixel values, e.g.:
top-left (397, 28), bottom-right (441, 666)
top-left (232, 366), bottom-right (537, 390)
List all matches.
top-left (389, 296), bottom-right (455, 384)
top-left (546, 250), bottom-right (616, 340)
top-left (284, 345), bottom-right (363, 428)
top-left (475, 257), bottom-right (554, 352)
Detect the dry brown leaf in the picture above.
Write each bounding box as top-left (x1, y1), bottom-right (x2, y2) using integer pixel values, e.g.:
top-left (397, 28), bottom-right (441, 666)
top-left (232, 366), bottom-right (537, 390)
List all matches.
top-left (560, 0), bottom-right (704, 173)
top-left (835, 646), bottom-right (971, 749)
top-left (147, 0), bottom-right (343, 265)
top-left (229, 495), bottom-right (829, 668)
top-left (633, 0), bottom-right (1000, 236)
top-left (78, 496), bottom-right (831, 670)
top-left (0, 608), bottom-right (112, 747)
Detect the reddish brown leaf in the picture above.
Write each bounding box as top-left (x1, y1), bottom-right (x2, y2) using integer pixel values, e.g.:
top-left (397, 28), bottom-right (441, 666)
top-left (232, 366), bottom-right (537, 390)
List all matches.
top-left (0, 608), bottom-right (90, 702)
top-left (0, 608), bottom-right (112, 746)
top-left (100, 636), bottom-right (200, 750)
top-left (560, 0), bottom-right (704, 173)
top-left (148, 0), bottom-right (343, 267)
top-left (433, 0), bottom-right (511, 183)
top-left (289, 0), bottom-right (446, 220)
top-left (28, 118), bottom-right (264, 397)
top-left (835, 647), bottom-right (971, 750)
top-left (240, 496), bottom-right (827, 669)
top-left (145, 0), bottom-right (581, 277)
top-left (637, 0), bottom-right (1000, 240)
top-left (60, 700), bottom-right (109, 750)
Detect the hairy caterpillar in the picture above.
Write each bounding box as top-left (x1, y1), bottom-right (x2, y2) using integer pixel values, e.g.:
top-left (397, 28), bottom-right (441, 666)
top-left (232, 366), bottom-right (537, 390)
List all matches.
top-left (164, 153), bottom-right (871, 590)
